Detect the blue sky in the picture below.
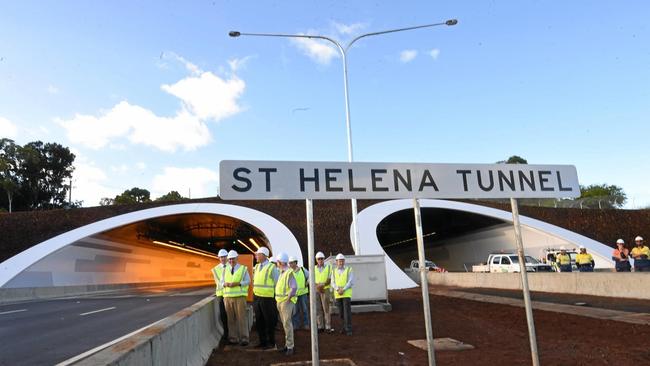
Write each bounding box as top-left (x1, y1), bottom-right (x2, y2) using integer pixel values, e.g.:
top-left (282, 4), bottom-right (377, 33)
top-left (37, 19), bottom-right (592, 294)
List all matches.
top-left (1, 1), bottom-right (649, 207)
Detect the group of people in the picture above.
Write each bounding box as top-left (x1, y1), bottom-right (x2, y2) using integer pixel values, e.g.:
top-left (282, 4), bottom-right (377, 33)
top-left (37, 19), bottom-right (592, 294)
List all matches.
top-left (554, 235), bottom-right (650, 272)
top-left (211, 247), bottom-right (354, 356)
top-left (611, 236), bottom-right (650, 272)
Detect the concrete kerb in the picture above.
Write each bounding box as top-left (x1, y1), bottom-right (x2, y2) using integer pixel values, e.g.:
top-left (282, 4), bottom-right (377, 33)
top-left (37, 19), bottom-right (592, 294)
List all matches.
top-left (74, 295), bottom-right (222, 366)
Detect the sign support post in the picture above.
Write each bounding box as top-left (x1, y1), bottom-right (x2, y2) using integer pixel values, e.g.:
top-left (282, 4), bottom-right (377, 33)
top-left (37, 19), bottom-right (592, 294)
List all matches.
top-left (305, 199), bottom-right (319, 366)
top-left (510, 197), bottom-right (540, 366)
top-left (413, 198), bottom-right (437, 366)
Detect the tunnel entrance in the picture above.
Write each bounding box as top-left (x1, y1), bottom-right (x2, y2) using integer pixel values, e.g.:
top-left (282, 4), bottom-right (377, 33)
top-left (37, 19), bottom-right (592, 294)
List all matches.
top-left (377, 208), bottom-right (507, 272)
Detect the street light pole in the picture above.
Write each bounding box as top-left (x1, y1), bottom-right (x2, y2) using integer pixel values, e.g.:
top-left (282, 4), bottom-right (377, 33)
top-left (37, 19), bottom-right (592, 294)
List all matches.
top-left (229, 19), bottom-right (457, 254)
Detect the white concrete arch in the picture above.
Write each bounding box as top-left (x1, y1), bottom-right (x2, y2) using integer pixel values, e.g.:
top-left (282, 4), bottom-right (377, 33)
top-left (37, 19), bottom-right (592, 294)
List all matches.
top-left (356, 199), bottom-right (615, 289)
top-left (0, 203), bottom-right (301, 288)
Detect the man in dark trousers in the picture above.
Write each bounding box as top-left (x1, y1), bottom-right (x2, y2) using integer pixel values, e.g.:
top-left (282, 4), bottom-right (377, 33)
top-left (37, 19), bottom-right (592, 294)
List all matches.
top-left (252, 247), bottom-right (279, 349)
top-left (211, 249), bottom-right (229, 341)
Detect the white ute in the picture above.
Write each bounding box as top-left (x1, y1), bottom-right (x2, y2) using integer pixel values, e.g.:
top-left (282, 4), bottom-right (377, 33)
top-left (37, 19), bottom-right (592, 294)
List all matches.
top-left (472, 253), bottom-right (554, 273)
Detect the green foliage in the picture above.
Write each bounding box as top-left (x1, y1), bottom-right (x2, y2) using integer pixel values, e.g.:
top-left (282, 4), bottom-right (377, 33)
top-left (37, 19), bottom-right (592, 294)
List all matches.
top-left (113, 187), bottom-right (151, 205)
top-left (155, 190), bottom-right (185, 202)
top-left (497, 155), bottom-right (528, 164)
top-left (577, 184), bottom-right (627, 208)
top-left (99, 197), bottom-right (115, 206)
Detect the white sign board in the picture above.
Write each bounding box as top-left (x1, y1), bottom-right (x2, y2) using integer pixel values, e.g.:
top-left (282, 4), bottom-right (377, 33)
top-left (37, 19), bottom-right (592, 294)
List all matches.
top-left (219, 160), bottom-right (580, 200)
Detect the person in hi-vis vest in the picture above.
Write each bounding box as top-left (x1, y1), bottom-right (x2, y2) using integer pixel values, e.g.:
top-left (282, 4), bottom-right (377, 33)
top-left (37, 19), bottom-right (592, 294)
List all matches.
top-left (252, 246), bottom-right (279, 349)
top-left (275, 253), bottom-right (298, 356)
top-left (211, 249), bottom-right (229, 341)
top-left (222, 250), bottom-right (250, 346)
top-left (314, 251), bottom-right (334, 333)
top-left (289, 256), bottom-right (310, 330)
top-left (331, 253), bottom-right (354, 336)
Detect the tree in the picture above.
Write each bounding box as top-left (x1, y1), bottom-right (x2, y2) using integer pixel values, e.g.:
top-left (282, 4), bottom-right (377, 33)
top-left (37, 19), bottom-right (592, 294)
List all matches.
top-left (497, 155), bottom-right (528, 164)
top-left (99, 197), bottom-right (115, 206)
top-left (155, 191), bottom-right (185, 202)
top-left (0, 139), bottom-right (20, 212)
top-left (113, 187), bottom-right (151, 205)
top-left (578, 184), bottom-right (627, 209)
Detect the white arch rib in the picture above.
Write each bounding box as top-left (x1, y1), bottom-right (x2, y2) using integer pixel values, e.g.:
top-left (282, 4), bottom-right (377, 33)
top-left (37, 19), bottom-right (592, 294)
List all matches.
top-left (0, 203), bottom-right (301, 288)
top-left (356, 199), bottom-right (614, 289)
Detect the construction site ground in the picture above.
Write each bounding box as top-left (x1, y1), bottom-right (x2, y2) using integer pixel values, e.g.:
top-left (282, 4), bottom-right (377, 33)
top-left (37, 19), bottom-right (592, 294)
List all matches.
top-left (207, 287), bottom-right (650, 366)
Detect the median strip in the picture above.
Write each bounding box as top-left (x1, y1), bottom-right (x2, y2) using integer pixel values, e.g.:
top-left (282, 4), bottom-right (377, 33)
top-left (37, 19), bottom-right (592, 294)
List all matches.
top-left (79, 307), bottom-right (116, 316)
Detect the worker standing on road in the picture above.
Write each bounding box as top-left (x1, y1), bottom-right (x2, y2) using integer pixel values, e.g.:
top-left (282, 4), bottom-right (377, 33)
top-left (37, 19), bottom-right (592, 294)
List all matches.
top-left (612, 239), bottom-right (631, 272)
top-left (252, 247), bottom-right (279, 350)
top-left (314, 251), bottom-right (334, 333)
top-left (631, 236), bottom-right (650, 272)
top-left (575, 246), bottom-right (595, 272)
top-left (222, 250), bottom-right (250, 346)
top-left (332, 253), bottom-right (354, 336)
top-left (289, 256), bottom-right (310, 330)
top-left (275, 253), bottom-right (297, 356)
top-left (211, 249), bottom-right (230, 341)
top-left (555, 247), bottom-right (573, 272)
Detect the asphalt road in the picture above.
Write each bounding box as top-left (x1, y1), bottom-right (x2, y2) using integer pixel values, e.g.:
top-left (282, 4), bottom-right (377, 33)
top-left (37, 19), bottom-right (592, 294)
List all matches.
top-left (0, 285), bottom-right (213, 366)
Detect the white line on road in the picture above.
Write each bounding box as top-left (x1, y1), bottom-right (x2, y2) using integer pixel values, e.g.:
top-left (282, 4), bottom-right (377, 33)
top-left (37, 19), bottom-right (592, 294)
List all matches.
top-left (79, 307), bottom-right (116, 316)
top-left (55, 318), bottom-right (164, 366)
top-left (0, 309), bottom-right (27, 315)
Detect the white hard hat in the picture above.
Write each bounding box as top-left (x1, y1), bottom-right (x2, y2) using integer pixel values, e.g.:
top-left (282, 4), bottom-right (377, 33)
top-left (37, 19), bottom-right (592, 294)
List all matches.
top-left (256, 247), bottom-right (270, 256)
top-left (635, 236), bottom-right (644, 241)
top-left (559, 246), bottom-right (566, 251)
top-left (616, 239), bottom-right (625, 244)
top-left (269, 256), bottom-right (277, 263)
top-left (227, 250), bottom-right (238, 259)
top-left (277, 252), bottom-right (289, 264)
top-left (316, 251), bottom-right (325, 259)
top-left (218, 249), bottom-right (228, 257)
top-left (336, 253), bottom-right (345, 260)
top-left (579, 245), bottom-right (586, 250)
top-left (288, 256), bottom-right (298, 263)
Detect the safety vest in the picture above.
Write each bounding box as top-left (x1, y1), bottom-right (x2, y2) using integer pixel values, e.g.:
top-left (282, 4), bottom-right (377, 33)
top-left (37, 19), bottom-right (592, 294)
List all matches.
top-left (575, 253), bottom-right (593, 265)
top-left (314, 264), bottom-right (331, 290)
top-left (275, 269), bottom-right (297, 304)
top-left (223, 265), bottom-right (248, 298)
top-left (253, 261), bottom-right (275, 298)
top-left (556, 253), bottom-right (571, 266)
top-left (333, 266), bottom-right (352, 299)
top-left (295, 268), bottom-right (308, 296)
top-left (211, 263), bottom-right (226, 297)
top-left (631, 246), bottom-right (650, 258)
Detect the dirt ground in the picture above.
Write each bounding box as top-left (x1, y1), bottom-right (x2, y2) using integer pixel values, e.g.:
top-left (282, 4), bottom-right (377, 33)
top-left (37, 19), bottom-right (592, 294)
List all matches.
top-left (207, 288), bottom-right (650, 366)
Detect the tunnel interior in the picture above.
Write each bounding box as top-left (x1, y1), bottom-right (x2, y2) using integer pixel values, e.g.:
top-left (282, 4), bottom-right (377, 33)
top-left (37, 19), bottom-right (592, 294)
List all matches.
top-left (377, 208), bottom-right (507, 271)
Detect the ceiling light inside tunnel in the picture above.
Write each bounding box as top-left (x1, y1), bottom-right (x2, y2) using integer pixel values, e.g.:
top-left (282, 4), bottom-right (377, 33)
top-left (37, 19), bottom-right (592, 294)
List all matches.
top-left (249, 238), bottom-right (260, 249)
top-left (152, 240), bottom-right (218, 259)
top-left (237, 239), bottom-right (256, 254)
top-left (383, 232), bottom-right (437, 249)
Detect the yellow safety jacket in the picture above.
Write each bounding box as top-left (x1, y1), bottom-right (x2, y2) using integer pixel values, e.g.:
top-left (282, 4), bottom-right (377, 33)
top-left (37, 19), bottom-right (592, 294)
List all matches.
top-left (211, 263), bottom-right (226, 297)
top-left (223, 265), bottom-right (248, 298)
top-left (575, 253), bottom-right (594, 265)
top-left (556, 253), bottom-right (571, 266)
top-left (314, 264), bottom-right (331, 290)
top-left (333, 266), bottom-right (353, 299)
top-left (253, 262), bottom-right (275, 298)
top-left (631, 246), bottom-right (650, 258)
top-left (275, 269), bottom-right (297, 304)
top-left (295, 268), bottom-right (308, 296)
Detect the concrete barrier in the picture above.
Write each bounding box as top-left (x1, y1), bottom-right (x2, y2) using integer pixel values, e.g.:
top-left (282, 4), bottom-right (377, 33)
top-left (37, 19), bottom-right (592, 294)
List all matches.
top-left (427, 272), bottom-right (650, 300)
top-left (74, 295), bottom-right (223, 366)
top-left (0, 281), bottom-right (214, 305)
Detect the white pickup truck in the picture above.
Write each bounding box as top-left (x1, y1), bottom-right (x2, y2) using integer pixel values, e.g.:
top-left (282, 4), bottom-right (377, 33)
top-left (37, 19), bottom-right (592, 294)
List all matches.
top-left (472, 253), bottom-right (553, 273)
top-left (404, 260), bottom-right (445, 283)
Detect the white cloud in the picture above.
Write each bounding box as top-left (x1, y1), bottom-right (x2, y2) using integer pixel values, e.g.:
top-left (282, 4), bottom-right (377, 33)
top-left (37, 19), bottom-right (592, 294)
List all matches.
top-left (152, 167), bottom-right (219, 199)
top-left (400, 49), bottom-right (418, 63)
top-left (110, 164), bottom-right (129, 174)
top-left (136, 162), bottom-right (147, 170)
top-left (47, 85), bottom-right (60, 94)
top-left (0, 117), bottom-right (18, 139)
top-left (161, 72), bottom-right (245, 121)
top-left (290, 36), bottom-right (339, 65)
top-left (58, 55), bottom-right (244, 153)
top-left (332, 21), bottom-right (367, 35)
top-left (429, 48), bottom-right (440, 60)
top-left (228, 56), bottom-right (254, 73)
top-left (163, 52), bottom-right (202, 75)
top-left (71, 154), bottom-right (120, 206)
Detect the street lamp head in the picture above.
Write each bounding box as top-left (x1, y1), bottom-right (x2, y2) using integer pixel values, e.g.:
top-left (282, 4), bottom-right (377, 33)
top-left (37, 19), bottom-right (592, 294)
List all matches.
top-left (445, 19), bottom-right (458, 26)
top-left (229, 31), bottom-right (241, 37)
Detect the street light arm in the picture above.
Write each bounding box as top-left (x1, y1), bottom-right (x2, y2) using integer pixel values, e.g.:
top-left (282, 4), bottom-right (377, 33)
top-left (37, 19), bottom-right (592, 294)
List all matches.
top-left (231, 31), bottom-right (345, 55)
top-left (345, 20), bottom-right (457, 51)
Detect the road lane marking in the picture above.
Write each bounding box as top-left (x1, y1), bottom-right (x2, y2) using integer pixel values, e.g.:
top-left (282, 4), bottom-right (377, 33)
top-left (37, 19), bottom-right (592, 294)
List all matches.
top-left (0, 309), bottom-right (27, 315)
top-left (55, 319), bottom-right (164, 366)
top-left (79, 307), bottom-right (116, 316)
